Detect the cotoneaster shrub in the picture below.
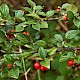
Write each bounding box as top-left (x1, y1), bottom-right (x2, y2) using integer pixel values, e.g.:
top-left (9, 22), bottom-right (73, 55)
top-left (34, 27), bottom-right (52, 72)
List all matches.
top-left (0, 0), bottom-right (80, 80)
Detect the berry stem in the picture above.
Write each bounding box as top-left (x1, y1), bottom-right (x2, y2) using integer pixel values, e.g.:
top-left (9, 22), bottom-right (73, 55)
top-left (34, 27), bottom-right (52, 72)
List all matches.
top-left (37, 69), bottom-right (41, 80)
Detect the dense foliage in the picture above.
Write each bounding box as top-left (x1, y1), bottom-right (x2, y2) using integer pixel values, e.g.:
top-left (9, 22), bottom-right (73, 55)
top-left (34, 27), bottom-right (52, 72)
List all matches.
top-left (0, 0), bottom-right (80, 80)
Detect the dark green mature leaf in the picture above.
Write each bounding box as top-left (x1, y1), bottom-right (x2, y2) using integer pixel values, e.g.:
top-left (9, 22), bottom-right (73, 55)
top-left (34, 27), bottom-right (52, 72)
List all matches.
top-left (0, 30), bottom-right (6, 43)
top-left (26, 19), bottom-right (37, 24)
top-left (35, 40), bottom-right (47, 47)
top-left (27, 0), bottom-right (36, 8)
top-left (32, 23), bottom-right (40, 31)
top-left (8, 68), bottom-right (19, 79)
top-left (54, 34), bottom-right (63, 42)
top-left (67, 11), bottom-right (74, 21)
top-left (46, 10), bottom-right (55, 17)
top-left (0, 4), bottom-right (9, 17)
top-left (12, 40), bottom-right (25, 46)
top-left (65, 30), bottom-right (78, 39)
top-left (40, 58), bottom-right (50, 69)
top-left (15, 25), bottom-right (24, 32)
top-left (16, 33), bottom-right (30, 43)
top-left (38, 47), bottom-right (47, 59)
top-left (73, 18), bottom-right (80, 28)
top-left (15, 10), bottom-right (24, 17)
top-left (40, 21), bottom-right (48, 28)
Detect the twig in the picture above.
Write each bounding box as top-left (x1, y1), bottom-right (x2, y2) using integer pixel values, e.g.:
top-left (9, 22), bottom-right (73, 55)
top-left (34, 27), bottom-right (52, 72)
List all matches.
top-left (22, 58), bottom-right (28, 80)
top-left (19, 46), bottom-right (28, 80)
top-left (58, 20), bottom-right (68, 32)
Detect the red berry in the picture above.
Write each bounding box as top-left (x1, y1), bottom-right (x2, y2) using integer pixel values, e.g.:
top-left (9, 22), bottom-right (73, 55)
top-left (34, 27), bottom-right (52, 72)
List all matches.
top-left (10, 30), bottom-right (15, 33)
top-left (9, 34), bottom-right (15, 39)
top-left (34, 62), bottom-right (41, 69)
top-left (23, 31), bottom-right (30, 36)
top-left (44, 67), bottom-right (49, 70)
top-left (74, 63), bottom-right (80, 67)
top-left (7, 64), bottom-right (12, 69)
top-left (40, 66), bottom-right (49, 71)
top-left (62, 14), bottom-right (67, 20)
top-left (68, 60), bottom-right (74, 66)
top-left (56, 8), bottom-right (60, 12)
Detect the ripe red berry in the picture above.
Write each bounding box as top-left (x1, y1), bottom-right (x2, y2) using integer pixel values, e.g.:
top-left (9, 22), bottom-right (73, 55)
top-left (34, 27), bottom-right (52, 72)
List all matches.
top-left (40, 66), bottom-right (49, 71)
top-left (9, 34), bottom-right (15, 39)
top-left (62, 14), bottom-right (67, 20)
top-left (34, 62), bottom-right (41, 69)
top-left (23, 31), bottom-right (30, 36)
top-left (7, 64), bottom-right (12, 69)
top-left (68, 60), bottom-right (74, 66)
top-left (56, 8), bottom-right (60, 12)
top-left (10, 30), bottom-right (15, 33)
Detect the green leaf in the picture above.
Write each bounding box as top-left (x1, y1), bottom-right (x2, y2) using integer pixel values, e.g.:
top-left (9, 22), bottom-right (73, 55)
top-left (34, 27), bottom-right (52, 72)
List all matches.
top-left (54, 34), bottom-right (63, 42)
top-left (15, 10), bottom-right (24, 17)
top-left (0, 59), bottom-right (5, 66)
top-left (16, 33), bottom-right (30, 43)
top-left (27, 0), bottom-right (36, 8)
top-left (20, 52), bottom-right (30, 58)
top-left (8, 68), bottom-right (19, 79)
top-left (40, 58), bottom-right (50, 69)
top-left (18, 17), bottom-right (25, 21)
top-left (4, 54), bottom-right (13, 62)
top-left (65, 30), bottom-right (78, 39)
top-left (67, 52), bottom-right (74, 58)
top-left (73, 18), bottom-right (80, 28)
top-left (15, 25), bottom-right (24, 32)
top-left (22, 7), bottom-right (32, 13)
top-left (55, 76), bottom-right (64, 80)
top-left (46, 10), bottom-right (55, 17)
top-left (26, 19), bottom-right (37, 24)
top-left (59, 56), bottom-right (68, 62)
top-left (40, 21), bottom-right (48, 28)
top-left (0, 30), bottom-right (6, 43)
top-left (26, 13), bottom-right (41, 19)
top-left (32, 23), bottom-right (40, 31)
top-left (35, 40), bottom-right (47, 47)
top-left (48, 47), bottom-right (57, 55)
top-left (12, 40), bottom-right (25, 46)
top-left (62, 3), bottom-right (71, 9)
top-left (35, 5), bottom-right (43, 10)
top-left (37, 12), bottom-right (46, 16)
top-left (38, 47), bottom-right (47, 59)
top-left (0, 4), bottom-right (9, 17)
top-left (62, 3), bottom-right (78, 14)
top-left (15, 60), bottom-right (22, 67)
top-left (67, 11), bottom-right (74, 21)
top-left (66, 4), bottom-right (78, 14)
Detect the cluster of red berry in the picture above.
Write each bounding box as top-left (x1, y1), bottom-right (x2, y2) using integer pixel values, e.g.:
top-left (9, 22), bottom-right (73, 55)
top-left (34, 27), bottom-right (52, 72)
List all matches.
top-left (34, 62), bottom-right (49, 71)
top-left (56, 8), bottom-right (67, 21)
top-left (9, 30), bottom-right (30, 39)
top-left (68, 60), bottom-right (80, 69)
